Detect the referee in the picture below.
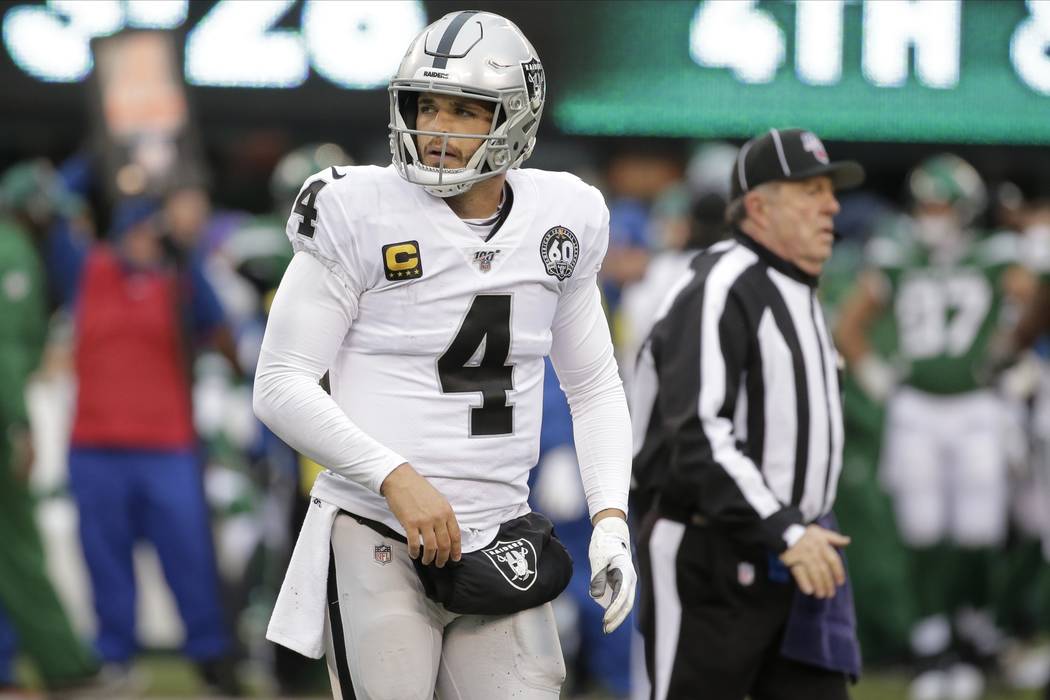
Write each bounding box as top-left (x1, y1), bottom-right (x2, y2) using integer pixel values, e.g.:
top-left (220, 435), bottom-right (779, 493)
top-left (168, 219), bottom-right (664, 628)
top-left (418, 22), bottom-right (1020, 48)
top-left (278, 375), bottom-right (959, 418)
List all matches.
top-left (633, 128), bottom-right (864, 700)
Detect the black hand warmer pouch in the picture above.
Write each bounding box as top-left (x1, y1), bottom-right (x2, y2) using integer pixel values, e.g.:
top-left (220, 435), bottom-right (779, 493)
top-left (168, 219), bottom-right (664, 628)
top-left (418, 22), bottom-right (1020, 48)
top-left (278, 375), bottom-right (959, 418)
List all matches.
top-left (412, 512), bottom-right (573, 616)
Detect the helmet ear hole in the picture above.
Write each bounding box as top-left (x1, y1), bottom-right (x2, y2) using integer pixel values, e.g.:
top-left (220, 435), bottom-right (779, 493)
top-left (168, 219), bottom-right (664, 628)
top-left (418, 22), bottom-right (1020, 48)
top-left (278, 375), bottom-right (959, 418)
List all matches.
top-left (399, 92), bottom-right (419, 130)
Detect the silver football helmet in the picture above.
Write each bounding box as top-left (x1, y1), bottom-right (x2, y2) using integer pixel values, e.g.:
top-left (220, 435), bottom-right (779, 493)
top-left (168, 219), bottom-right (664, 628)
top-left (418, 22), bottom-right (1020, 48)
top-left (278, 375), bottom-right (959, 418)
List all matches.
top-left (389, 11), bottom-right (545, 197)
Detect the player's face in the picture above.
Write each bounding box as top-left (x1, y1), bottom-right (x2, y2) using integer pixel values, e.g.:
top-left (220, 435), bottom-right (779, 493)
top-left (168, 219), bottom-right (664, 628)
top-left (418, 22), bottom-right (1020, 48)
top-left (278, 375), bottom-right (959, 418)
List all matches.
top-left (121, 219), bottom-right (164, 267)
top-left (415, 93), bottom-right (495, 170)
top-left (765, 176), bottom-right (840, 275)
top-left (913, 201), bottom-right (962, 249)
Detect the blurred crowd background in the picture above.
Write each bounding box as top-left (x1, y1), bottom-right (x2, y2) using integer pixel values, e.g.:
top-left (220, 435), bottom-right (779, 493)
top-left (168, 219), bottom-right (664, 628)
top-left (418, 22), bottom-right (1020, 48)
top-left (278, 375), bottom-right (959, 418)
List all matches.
top-left (3, 1), bottom-right (1050, 698)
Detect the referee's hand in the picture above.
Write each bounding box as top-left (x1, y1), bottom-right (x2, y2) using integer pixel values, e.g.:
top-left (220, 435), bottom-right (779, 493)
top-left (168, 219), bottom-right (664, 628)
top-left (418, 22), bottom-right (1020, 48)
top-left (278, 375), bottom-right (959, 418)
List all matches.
top-left (778, 525), bottom-right (850, 599)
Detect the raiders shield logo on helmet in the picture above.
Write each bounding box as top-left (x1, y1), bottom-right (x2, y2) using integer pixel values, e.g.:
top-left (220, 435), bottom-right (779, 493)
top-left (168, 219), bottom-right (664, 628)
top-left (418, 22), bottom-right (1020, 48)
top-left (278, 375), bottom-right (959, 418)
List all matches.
top-left (520, 58), bottom-right (545, 115)
top-left (482, 539), bottom-right (538, 591)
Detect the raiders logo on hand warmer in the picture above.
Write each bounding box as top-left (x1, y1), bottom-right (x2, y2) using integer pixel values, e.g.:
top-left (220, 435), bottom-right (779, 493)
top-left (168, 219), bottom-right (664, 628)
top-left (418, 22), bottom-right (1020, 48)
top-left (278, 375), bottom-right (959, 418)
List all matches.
top-left (412, 512), bottom-right (572, 615)
top-left (483, 539), bottom-right (538, 591)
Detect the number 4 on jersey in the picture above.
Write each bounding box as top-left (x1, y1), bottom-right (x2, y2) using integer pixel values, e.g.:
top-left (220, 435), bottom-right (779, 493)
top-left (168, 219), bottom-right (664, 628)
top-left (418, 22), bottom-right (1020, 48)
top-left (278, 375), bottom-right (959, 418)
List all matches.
top-left (294, 180), bottom-right (327, 238)
top-left (438, 295), bottom-right (514, 437)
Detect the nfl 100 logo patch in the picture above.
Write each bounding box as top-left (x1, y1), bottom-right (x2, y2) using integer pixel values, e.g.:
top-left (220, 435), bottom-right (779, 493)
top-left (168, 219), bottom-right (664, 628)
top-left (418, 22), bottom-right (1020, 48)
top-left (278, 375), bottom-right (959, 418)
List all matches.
top-left (374, 544), bottom-right (392, 565)
top-left (482, 539), bottom-right (538, 591)
top-left (472, 249), bottom-right (500, 273)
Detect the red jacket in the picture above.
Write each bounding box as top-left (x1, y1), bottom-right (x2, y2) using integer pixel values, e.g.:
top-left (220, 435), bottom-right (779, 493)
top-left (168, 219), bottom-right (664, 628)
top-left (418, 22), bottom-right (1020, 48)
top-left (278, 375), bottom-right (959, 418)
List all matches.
top-left (72, 248), bottom-right (194, 449)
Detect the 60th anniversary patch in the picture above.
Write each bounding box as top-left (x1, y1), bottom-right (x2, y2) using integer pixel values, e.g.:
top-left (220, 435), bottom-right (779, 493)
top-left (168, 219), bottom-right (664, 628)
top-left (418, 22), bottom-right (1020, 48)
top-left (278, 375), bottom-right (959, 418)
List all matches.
top-left (539, 226), bottom-right (579, 281)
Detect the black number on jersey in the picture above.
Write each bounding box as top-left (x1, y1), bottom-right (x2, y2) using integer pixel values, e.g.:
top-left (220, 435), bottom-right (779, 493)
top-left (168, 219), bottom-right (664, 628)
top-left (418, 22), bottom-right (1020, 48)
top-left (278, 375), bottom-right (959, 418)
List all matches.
top-left (437, 295), bottom-right (514, 437)
top-left (294, 179), bottom-right (327, 238)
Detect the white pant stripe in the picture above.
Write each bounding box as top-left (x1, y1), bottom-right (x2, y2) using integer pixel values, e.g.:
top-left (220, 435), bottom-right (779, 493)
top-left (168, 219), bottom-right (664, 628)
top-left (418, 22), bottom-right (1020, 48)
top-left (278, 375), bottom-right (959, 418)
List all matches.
top-left (649, 519), bottom-right (686, 700)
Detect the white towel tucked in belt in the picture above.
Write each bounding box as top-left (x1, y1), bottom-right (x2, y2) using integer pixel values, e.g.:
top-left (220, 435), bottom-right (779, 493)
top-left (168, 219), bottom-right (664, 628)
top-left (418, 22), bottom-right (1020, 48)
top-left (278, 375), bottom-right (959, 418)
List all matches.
top-left (266, 495), bottom-right (339, 658)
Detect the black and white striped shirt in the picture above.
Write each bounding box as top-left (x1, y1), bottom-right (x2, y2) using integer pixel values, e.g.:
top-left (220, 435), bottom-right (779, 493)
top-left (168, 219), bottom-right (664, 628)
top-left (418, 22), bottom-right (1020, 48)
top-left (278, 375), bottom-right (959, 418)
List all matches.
top-left (632, 231), bottom-right (844, 552)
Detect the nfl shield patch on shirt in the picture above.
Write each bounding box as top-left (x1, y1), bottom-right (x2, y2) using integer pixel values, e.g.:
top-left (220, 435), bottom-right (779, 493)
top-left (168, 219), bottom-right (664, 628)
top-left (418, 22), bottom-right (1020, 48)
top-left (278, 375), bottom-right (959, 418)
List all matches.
top-left (374, 544), bottom-right (392, 565)
top-left (471, 249), bottom-right (500, 272)
top-left (737, 561), bottom-right (755, 587)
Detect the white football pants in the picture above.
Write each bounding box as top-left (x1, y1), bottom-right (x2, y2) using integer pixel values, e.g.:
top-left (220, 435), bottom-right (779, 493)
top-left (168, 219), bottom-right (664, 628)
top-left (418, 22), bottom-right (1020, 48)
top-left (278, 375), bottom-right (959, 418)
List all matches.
top-left (880, 386), bottom-right (1008, 547)
top-left (323, 513), bottom-right (566, 700)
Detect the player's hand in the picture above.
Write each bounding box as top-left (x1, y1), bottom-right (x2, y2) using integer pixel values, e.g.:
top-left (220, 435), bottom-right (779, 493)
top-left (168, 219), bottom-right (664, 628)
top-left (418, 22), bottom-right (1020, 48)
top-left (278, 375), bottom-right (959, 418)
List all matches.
top-left (588, 512), bottom-right (636, 634)
top-left (853, 354), bottom-right (896, 403)
top-left (779, 524), bottom-right (850, 599)
top-left (380, 463), bottom-right (462, 567)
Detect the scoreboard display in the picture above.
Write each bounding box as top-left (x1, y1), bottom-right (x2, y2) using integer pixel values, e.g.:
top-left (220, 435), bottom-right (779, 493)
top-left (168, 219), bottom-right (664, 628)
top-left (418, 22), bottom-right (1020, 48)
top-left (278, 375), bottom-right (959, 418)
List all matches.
top-left (1, 0), bottom-right (1049, 144)
top-left (2, 0), bottom-right (426, 89)
top-left (552, 0), bottom-right (1050, 144)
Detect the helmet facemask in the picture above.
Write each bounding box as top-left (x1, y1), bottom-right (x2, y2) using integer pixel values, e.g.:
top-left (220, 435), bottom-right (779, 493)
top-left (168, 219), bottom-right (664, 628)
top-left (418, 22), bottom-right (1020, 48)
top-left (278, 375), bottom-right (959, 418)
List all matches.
top-left (390, 81), bottom-right (538, 198)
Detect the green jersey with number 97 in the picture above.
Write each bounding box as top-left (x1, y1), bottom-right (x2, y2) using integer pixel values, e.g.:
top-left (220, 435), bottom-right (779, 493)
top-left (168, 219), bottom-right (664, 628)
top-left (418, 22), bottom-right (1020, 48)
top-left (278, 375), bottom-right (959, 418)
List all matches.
top-left (865, 218), bottom-right (1019, 395)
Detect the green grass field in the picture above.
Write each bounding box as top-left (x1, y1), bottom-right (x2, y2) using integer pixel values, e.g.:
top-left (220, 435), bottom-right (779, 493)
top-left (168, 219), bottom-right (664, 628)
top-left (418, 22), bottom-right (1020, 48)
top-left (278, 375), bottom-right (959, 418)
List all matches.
top-left (16, 655), bottom-right (1048, 698)
top-left (852, 675), bottom-right (1041, 700)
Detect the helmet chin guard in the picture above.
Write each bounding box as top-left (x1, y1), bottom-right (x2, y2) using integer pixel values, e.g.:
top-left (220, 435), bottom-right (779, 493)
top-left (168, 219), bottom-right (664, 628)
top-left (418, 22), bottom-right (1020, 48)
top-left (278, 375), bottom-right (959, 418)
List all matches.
top-left (389, 11), bottom-right (544, 197)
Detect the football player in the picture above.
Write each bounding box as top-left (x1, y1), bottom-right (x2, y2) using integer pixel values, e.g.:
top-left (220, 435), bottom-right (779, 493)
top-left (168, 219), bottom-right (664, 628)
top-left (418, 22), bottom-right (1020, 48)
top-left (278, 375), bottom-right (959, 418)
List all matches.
top-left (836, 154), bottom-right (1031, 700)
top-left (253, 12), bottom-right (635, 700)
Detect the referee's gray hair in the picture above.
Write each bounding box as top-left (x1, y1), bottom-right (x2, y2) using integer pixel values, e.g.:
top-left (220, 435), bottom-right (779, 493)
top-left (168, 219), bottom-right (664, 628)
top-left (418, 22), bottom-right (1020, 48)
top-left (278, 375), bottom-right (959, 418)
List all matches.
top-left (725, 182), bottom-right (781, 227)
top-left (725, 196), bottom-right (747, 227)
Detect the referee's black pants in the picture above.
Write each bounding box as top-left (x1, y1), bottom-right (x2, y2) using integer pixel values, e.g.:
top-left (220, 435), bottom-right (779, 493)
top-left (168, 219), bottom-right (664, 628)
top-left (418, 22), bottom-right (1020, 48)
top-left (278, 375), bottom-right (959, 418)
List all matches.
top-left (637, 510), bottom-right (850, 700)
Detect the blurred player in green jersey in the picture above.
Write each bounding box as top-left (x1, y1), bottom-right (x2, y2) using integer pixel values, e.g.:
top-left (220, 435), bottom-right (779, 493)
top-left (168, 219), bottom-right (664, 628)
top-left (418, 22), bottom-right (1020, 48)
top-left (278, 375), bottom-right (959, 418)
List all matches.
top-left (0, 160), bottom-right (129, 696)
top-left (820, 195), bottom-right (918, 667)
top-left (836, 154), bottom-right (1035, 700)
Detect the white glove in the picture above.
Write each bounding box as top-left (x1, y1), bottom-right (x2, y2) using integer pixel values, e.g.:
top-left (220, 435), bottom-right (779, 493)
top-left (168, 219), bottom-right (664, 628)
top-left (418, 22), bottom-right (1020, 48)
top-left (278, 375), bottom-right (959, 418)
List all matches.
top-left (588, 516), bottom-right (636, 634)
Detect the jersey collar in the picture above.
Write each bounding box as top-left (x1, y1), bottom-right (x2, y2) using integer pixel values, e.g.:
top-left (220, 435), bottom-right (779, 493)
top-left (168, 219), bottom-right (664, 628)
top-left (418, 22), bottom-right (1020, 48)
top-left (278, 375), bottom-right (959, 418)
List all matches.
top-left (410, 170), bottom-right (533, 249)
top-left (733, 229), bottom-right (819, 288)
top-left (483, 183), bottom-right (514, 242)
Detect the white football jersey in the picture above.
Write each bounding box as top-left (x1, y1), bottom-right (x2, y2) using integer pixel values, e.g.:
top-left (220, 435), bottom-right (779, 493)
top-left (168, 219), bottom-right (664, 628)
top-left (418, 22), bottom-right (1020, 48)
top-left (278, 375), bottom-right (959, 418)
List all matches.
top-left (285, 164), bottom-right (609, 552)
